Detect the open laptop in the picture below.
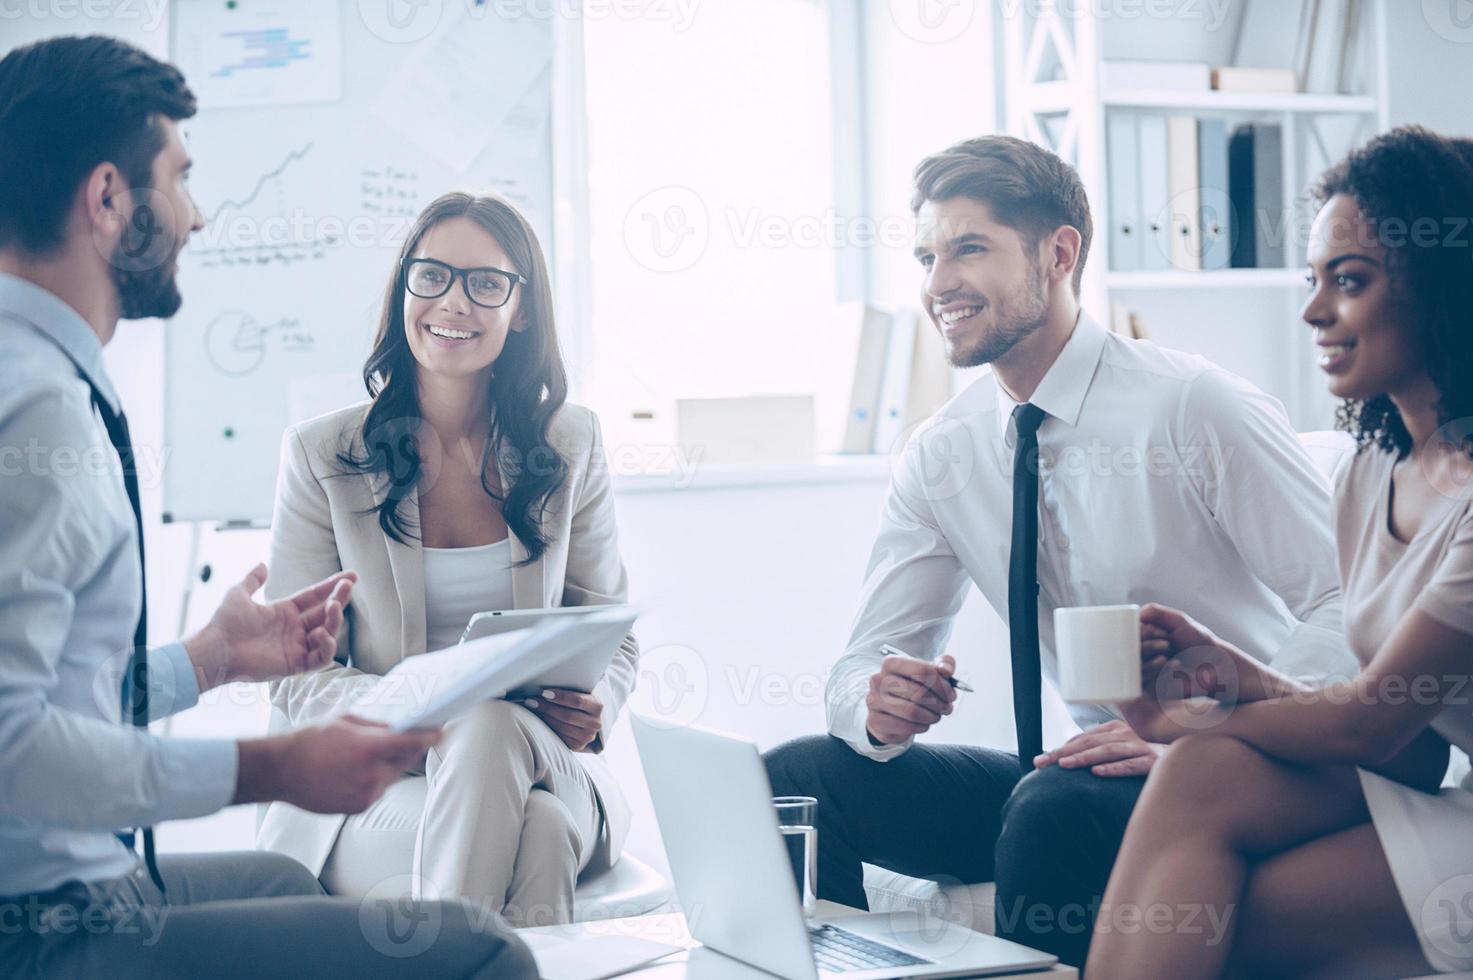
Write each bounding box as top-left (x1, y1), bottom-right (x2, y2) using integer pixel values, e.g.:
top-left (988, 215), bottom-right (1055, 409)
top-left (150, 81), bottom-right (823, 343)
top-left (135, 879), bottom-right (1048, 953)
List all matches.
top-left (632, 716), bottom-right (1058, 980)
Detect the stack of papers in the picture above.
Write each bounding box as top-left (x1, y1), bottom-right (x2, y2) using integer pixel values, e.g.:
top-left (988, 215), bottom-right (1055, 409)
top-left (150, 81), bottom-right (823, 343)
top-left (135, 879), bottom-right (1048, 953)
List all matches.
top-left (342, 606), bottom-right (638, 731)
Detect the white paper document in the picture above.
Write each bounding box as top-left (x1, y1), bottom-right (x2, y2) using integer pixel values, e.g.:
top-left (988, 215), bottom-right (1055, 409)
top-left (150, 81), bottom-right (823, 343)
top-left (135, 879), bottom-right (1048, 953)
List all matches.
top-left (523, 933), bottom-right (683, 980)
top-left (343, 606), bottom-right (638, 732)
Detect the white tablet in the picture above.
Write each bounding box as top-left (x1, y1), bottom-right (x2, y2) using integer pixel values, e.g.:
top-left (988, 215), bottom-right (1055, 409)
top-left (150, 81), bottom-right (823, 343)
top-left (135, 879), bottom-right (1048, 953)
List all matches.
top-left (460, 605), bottom-right (637, 697)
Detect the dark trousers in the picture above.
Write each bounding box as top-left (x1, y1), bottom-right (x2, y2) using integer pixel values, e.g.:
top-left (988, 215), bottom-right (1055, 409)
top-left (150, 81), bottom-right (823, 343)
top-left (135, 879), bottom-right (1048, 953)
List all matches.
top-left (0, 851), bottom-right (536, 979)
top-left (764, 734), bottom-right (1145, 968)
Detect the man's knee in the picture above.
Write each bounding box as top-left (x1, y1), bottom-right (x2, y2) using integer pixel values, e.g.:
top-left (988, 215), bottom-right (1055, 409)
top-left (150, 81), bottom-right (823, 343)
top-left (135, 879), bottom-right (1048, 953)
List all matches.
top-left (764, 734), bottom-right (862, 796)
top-left (996, 765), bottom-right (1139, 878)
top-left (247, 850), bottom-right (325, 897)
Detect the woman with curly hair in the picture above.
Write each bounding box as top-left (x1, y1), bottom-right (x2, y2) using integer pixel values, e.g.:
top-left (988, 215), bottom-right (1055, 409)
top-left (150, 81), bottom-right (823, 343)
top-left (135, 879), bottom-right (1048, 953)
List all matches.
top-left (1088, 126), bottom-right (1473, 978)
top-left (255, 192), bottom-right (638, 927)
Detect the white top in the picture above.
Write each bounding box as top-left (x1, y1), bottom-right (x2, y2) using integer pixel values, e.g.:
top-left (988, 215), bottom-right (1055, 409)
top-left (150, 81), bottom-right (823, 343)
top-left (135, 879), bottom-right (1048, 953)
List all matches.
top-left (423, 539), bottom-right (515, 651)
top-left (828, 312), bottom-right (1355, 760)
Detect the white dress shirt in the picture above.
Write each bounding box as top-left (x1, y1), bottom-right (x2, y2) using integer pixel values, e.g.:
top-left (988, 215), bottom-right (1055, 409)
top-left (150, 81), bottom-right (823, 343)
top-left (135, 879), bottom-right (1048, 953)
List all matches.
top-left (828, 312), bottom-right (1354, 761)
top-left (0, 273), bottom-right (237, 897)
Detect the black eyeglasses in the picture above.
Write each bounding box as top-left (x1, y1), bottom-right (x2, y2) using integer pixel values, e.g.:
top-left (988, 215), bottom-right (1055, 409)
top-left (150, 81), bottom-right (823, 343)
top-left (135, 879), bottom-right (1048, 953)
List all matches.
top-left (401, 257), bottom-right (528, 310)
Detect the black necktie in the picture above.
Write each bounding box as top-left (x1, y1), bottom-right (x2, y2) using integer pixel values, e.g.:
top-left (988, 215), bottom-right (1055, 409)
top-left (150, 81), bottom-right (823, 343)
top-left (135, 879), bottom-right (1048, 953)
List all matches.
top-left (1008, 403), bottom-right (1047, 774)
top-left (89, 388), bottom-right (167, 896)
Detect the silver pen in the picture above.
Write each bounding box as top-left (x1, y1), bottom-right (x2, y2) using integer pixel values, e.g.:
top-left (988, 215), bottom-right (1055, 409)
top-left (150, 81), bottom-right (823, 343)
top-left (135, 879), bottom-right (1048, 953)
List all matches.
top-left (879, 644), bottom-right (974, 693)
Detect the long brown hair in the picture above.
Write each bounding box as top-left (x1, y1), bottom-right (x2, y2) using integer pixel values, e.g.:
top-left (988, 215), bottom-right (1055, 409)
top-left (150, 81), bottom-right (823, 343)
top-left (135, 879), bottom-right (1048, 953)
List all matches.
top-left (338, 192), bottom-right (569, 563)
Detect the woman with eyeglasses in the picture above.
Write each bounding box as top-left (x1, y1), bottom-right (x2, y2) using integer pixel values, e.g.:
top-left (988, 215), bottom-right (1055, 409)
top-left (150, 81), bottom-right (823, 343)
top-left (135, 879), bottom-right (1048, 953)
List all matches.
top-left (254, 192), bottom-right (637, 927)
top-left (1086, 127), bottom-right (1473, 978)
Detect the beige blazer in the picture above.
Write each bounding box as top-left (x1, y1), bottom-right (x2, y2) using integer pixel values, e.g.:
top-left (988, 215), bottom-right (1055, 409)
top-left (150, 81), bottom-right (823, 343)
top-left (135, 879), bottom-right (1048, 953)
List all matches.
top-left (255, 400), bottom-right (637, 879)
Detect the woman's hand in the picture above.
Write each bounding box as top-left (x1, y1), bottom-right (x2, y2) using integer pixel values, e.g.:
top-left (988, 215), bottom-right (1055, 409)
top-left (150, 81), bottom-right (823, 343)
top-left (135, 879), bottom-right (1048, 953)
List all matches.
top-left (1119, 691), bottom-right (1233, 745)
top-left (1125, 603), bottom-right (1241, 744)
top-left (1139, 603), bottom-right (1248, 702)
top-left (523, 689), bottom-right (603, 751)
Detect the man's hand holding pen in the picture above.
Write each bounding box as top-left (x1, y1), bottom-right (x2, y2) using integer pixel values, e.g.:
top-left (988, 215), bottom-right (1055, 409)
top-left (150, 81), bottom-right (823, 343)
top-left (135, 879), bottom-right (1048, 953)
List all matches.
top-left (864, 647), bottom-right (964, 746)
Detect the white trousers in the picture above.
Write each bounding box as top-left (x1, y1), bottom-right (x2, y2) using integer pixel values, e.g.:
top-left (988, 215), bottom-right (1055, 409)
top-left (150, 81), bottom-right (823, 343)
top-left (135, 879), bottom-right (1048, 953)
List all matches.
top-left (322, 700), bottom-right (603, 927)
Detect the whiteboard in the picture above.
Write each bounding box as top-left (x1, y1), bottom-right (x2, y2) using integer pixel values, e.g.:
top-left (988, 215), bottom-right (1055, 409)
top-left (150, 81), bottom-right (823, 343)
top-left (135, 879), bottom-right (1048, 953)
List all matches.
top-left (163, 0), bottom-right (555, 524)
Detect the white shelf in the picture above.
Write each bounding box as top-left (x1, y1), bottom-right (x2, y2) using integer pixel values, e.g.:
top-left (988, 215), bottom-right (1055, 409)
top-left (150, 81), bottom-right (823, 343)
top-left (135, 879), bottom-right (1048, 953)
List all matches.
top-left (1103, 88), bottom-right (1377, 115)
top-left (1021, 81), bottom-right (1377, 116)
top-left (612, 453), bottom-right (893, 495)
top-left (1106, 268), bottom-right (1309, 290)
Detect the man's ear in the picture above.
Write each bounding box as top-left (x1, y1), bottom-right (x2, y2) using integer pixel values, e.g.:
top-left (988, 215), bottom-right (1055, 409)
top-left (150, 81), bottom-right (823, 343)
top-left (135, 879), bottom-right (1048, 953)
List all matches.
top-left (82, 162), bottom-right (127, 241)
top-left (1047, 225), bottom-right (1083, 287)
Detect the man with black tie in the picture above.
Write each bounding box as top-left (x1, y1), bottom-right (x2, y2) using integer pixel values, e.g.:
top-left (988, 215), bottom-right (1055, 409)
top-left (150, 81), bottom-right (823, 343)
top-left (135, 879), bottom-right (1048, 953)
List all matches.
top-left (764, 135), bottom-right (1355, 968)
top-left (0, 36), bottom-right (532, 977)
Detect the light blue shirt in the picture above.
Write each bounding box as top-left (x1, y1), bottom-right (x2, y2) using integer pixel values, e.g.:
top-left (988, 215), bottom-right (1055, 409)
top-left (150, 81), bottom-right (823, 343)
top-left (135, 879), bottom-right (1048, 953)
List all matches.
top-left (0, 273), bottom-right (238, 897)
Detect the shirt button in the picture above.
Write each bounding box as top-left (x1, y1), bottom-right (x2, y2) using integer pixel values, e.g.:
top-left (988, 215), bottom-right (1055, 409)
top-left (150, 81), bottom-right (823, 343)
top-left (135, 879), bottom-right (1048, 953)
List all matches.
top-left (1058, 535), bottom-right (1071, 550)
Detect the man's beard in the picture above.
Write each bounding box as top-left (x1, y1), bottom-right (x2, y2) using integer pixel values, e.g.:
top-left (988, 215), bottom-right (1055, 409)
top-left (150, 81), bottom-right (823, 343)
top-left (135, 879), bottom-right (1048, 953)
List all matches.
top-left (947, 261), bottom-right (1049, 368)
top-left (112, 256), bottom-right (183, 320)
top-left (110, 193), bottom-right (184, 320)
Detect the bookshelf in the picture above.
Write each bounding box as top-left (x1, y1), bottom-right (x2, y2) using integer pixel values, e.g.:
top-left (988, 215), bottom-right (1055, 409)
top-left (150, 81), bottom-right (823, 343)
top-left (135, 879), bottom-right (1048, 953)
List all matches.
top-left (1000, 0), bottom-right (1391, 428)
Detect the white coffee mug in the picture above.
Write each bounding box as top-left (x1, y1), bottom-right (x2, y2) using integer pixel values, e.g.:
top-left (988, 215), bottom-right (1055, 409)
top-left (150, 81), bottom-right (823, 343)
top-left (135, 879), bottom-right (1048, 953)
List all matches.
top-left (1054, 604), bottom-right (1142, 704)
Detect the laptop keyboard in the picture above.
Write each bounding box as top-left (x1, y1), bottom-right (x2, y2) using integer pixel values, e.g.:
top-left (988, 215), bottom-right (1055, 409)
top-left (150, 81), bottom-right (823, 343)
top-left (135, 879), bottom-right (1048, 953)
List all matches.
top-left (809, 924), bottom-right (931, 973)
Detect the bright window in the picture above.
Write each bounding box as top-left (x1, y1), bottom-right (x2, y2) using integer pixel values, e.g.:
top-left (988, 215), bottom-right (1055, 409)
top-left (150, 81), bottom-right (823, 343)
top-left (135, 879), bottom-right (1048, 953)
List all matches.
top-left (581, 0), bottom-right (852, 458)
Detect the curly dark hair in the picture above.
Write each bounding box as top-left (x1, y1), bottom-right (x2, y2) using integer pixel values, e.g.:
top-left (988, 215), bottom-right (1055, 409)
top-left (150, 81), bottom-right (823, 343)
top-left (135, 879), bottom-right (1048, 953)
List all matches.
top-left (336, 192), bottom-right (569, 564)
top-left (1312, 125), bottom-right (1473, 457)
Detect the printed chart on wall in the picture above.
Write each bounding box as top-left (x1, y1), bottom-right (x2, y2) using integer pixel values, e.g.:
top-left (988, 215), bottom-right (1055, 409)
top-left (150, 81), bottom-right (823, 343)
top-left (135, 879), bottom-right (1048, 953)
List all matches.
top-left (164, 0), bottom-right (554, 524)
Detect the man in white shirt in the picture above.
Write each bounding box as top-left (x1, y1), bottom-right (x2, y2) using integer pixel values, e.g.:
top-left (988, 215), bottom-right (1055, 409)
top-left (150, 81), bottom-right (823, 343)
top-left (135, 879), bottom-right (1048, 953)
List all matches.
top-left (0, 36), bottom-right (532, 977)
top-left (765, 135), bottom-right (1354, 967)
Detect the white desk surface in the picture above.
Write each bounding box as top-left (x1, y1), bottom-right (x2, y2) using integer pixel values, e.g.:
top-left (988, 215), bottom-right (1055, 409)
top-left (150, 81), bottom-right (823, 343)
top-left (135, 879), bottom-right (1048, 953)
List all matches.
top-left (519, 902), bottom-right (1079, 980)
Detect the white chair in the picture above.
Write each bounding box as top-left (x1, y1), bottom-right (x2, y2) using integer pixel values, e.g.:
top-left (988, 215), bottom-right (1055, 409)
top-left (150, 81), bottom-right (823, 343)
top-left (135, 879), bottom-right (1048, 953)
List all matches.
top-left (861, 431), bottom-right (1358, 938)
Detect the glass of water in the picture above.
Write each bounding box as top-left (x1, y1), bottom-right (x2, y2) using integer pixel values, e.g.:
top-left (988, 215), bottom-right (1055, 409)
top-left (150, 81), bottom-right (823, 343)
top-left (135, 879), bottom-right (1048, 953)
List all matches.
top-left (773, 795), bottom-right (818, 916)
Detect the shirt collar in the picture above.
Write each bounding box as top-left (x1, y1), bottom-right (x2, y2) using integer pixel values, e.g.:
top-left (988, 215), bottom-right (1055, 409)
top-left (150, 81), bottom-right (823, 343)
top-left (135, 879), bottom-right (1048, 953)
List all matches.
top-left (0, 272), bottom-right (119, 413)
top-left (995, 310), bottom-right (1108, 439)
